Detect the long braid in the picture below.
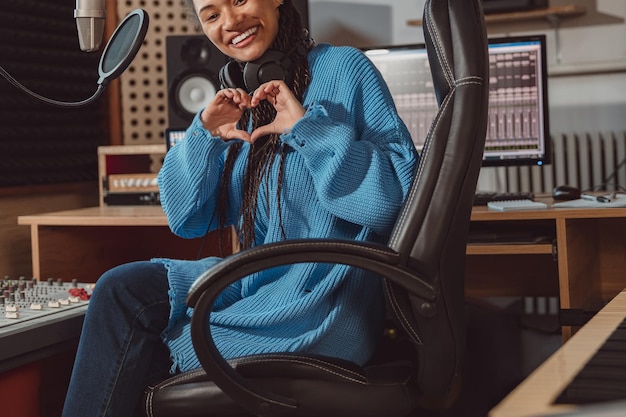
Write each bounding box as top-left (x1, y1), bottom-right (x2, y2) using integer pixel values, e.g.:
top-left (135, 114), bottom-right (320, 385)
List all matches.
top-left (218, 0), bottom-right (311, 249)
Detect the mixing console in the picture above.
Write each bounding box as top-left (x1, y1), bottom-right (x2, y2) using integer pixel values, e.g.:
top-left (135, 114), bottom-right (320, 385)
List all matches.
top-left (0, 276), bottom-right (92, 329)
top-left (0, 276), bottom-right (93, 371)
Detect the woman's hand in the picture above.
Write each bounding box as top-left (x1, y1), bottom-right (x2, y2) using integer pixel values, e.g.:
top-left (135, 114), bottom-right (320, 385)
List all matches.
top-left (200, 88), bottom-right (252, 142)
top-left (249, 80), bottom-right (305, 143)
top-left (200, 81), bottom-right (305, 144)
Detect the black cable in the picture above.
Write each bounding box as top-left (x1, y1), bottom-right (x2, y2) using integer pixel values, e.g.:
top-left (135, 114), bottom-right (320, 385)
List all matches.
top-left (599, 156), bottom-right (626, 191)
top-left (0, 64), bottom-right (104, 108)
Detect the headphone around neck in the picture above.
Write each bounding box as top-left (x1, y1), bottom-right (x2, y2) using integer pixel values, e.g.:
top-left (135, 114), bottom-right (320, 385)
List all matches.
top-left (218, 38), bottom-right (310, 93)
top-left (218, 49), bottom-right (295, 93)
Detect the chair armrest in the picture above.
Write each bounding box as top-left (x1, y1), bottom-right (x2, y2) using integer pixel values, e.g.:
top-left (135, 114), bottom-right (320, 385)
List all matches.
top-left (187, 238), bottom-right (435, 306)
top-left (187, 238), bottom-right (436, 416)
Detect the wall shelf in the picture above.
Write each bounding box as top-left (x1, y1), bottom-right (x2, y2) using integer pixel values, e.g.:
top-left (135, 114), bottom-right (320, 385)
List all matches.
top-left (408, 4), bottom-right (587, 64)
top-left (407, 4), bottom-right (586, 27)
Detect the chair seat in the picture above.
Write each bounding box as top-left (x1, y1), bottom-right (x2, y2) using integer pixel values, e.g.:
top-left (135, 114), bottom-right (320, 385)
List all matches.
top-left (143, 353), bottom-right (418, 417)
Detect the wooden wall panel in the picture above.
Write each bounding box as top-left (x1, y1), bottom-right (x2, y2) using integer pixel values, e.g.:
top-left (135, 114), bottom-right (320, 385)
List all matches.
top-left (0, 185), bottom-right (98, 278)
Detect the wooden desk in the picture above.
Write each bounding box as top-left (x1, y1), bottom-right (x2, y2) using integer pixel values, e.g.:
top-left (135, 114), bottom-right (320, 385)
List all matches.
top-left (489, 289), bottom-right (626, 417)
top-left (18, 206), bottom-right (236, 282)
top-left (18, 203), bottom-right (626, 338)
top-left (468, 202), bottom-right (626, 339)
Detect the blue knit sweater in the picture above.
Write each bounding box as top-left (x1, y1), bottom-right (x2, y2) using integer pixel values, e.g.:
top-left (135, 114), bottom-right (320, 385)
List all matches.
top-left (154, 43), bottom-right (419, 373)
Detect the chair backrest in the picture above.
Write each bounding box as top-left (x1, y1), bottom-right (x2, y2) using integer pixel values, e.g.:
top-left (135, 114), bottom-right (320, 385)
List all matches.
top-left (385, 0), bottom-right (489, 401)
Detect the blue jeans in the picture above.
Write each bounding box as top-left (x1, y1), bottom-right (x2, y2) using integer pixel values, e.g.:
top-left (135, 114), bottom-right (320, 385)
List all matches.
top-left (62, 261), bottom-right (173, 417)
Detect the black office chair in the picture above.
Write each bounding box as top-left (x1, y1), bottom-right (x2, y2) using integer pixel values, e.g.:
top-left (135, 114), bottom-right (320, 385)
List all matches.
top-left (142, 0), bottom-right (488, 415)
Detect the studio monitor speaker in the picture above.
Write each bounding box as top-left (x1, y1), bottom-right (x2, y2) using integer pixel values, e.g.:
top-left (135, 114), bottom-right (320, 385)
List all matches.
top-left (166, 35), bottom-right (228, 130)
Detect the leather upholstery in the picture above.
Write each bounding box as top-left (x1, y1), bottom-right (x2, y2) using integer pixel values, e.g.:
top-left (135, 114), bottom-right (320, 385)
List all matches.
top-left (142, 0), bottom-right (488, 415)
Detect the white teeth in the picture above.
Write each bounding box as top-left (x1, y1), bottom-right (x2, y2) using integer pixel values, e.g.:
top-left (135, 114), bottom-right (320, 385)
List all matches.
top-left (232, 26), bottom-right (258, 45)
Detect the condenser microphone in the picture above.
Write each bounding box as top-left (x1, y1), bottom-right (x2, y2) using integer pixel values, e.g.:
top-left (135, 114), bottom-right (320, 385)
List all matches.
top-left (74, 0), bottom-right (107, 52)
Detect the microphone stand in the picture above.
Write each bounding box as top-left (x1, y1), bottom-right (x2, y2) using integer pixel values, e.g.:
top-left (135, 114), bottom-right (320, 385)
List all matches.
top-left (0, 8), bottom-right (148, 109)
top-left (0, 66), bottom-right (106, 108)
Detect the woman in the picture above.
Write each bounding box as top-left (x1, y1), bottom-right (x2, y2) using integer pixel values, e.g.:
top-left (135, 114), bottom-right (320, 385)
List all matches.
top-left (61, 0), bottom-right (419, 416)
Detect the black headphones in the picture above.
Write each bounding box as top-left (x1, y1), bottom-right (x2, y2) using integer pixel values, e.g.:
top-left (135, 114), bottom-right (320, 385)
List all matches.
top-left (218, 49), bottom-right (295, 93)
top-left (218, 38), bottom-right (311, 93)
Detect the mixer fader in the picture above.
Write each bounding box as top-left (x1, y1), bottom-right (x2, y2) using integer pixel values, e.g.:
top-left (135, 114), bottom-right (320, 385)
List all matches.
top-left (0, 276), bottom-right (92, 328)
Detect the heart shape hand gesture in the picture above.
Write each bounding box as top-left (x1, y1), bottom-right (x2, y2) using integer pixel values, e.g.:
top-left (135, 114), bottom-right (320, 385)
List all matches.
top-left (200, 80), bottom-right (305, 143)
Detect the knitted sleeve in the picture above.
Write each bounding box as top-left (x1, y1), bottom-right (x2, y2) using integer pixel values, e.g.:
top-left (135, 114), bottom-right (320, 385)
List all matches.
top-left (158, 113), bottom-right (234, 238)
top-left (281, 46), bottom-right (419, 235)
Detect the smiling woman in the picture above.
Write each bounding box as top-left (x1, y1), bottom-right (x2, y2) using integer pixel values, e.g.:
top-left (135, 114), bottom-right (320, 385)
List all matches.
top-left (60, 0), bottom-right (420, 416)
top-left (193, 0), bottom-right (281, 62)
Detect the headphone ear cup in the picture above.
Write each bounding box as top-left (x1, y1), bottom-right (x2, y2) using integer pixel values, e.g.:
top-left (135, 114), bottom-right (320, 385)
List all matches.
top-left (243, 49), bottom-right (294, 92)
top-left (219, 61), bottom-right (246, 89)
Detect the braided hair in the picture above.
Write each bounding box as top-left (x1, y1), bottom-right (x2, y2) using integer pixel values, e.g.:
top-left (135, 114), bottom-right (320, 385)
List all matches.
top-left (182, 0), bottom-right (312, 249)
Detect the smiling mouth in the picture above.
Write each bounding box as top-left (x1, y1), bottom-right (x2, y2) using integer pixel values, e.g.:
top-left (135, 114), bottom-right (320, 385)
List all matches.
top-left (231, 26), bottom-right (259, 45)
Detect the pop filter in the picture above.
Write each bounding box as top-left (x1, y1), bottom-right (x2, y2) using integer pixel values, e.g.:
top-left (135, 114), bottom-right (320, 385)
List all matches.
top-left (0, 9), bottom-right (149, 107)
top-left (98, 9), bottom-right (149, 87)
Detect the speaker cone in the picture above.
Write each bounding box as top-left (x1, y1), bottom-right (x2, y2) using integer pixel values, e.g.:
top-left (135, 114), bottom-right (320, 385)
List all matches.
top-left (173, 74), bottom-right (217, 117)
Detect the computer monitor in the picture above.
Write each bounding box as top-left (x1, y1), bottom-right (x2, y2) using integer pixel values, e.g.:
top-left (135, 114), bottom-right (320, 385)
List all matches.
top-left (363, 34), bottom-right (551, 167)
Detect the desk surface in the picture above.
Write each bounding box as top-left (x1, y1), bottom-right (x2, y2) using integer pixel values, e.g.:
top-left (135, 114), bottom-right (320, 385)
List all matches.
top-left (18, 205), bottom-right (169, 226)
top-left (490, 289), bottom-right (626, 417)
top-left (17, 202), bottom-right (626, 227)
top-left (471, 199), bottom-right (626, 221)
